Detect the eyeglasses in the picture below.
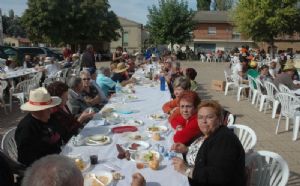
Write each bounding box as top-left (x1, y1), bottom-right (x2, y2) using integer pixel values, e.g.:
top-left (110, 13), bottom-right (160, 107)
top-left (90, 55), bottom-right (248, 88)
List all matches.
top-left (198, 114), bottom-right (217, 121)
top-left (82, 78), bottom-right (90, 81)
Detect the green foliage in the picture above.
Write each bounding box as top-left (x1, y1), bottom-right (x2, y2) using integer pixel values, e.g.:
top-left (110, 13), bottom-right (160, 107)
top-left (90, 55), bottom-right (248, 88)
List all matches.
top-left (2, 10), bottom-right (26, 38)
top-left (216, 0), bottom-right (233, 10)
top-left (21, 0), bottom-right (121, 44)
top-left (197, 0), bottom-right (211, 10)
top-left (231, 0), bottom-right (300, 43)
top-left (147, 0), bottom-right (196, 46)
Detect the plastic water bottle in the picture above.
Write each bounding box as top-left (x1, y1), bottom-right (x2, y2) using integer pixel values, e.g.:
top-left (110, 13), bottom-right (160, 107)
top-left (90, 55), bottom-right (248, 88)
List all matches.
top-left (160, 76), bottom-right (166, 91)
top-left (23, 61), bottom-right (27, 69)
top-left (115, 81), bottom-right (122, 96)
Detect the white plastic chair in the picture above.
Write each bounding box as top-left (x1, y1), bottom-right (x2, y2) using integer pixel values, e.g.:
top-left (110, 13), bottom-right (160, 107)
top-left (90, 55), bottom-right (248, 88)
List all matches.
top-left (227, 124), bottom-right (257, 153)
top-left (9, 79), bottom-right (33, 112)
top-left (206, 54), bottom-right (212, 62)
top-left (275, 92), bottom-right (300, 141)
top-left (200, 54), bottom-right (206, 62)
top-left (264, 81), bottom-right (280, 119)
top-left (224, 70), bottom-right (237, 96)
top-left (236, 75), bottom-right (249, 102)
top-left (226, 113), bottom-right (236, 126)
top-left (1, 127), bottom-right (18, 161)
top-left (278, 84), bottom-right (291, 94)
top-left (0, 80), bottom-right (8, 114)
top-left (245, 150), bottom-right (289, 186)
top-left (254, 78), bottom-right (268, 109)
top-left (247, 75), bottom-right (258, 104)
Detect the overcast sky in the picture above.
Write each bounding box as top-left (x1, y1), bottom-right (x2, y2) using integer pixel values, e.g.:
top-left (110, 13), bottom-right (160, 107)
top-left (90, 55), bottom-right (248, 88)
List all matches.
top-left (0, 0), bottom-right (197, 24)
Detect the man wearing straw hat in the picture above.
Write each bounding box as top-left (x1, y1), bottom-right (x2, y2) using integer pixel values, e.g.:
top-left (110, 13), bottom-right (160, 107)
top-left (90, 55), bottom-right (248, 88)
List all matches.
top-left (111, 62), bottom-right (136, 86)
top-left (15, 87), bottom-right (63, 166)
top-left (274, 60), bottom-right (300, 90)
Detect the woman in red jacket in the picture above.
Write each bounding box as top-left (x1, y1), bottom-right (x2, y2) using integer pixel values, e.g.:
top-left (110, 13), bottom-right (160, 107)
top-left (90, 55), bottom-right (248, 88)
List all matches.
top-left (170, 90), bottom-right (201, 145)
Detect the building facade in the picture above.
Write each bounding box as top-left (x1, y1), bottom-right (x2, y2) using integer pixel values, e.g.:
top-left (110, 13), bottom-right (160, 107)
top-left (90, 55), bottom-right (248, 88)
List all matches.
top-left (192, 11), bottom-right (256, 52)
top-left (3, 36), bottom-right (31, 47)
top-left (110, 17), bottom-right (149, 53)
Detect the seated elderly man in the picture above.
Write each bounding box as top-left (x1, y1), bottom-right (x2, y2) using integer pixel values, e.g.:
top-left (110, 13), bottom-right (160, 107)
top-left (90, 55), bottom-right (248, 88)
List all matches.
top-left (87, 68), bottom-right (108, 105)
top-left (274, 60), bottom-right (300, 90)
top-left (15, 87), bottom-right (63, 167)
top-left (22, 154), bottom-right (146, 186)
top-left (111, 62), bottom-right (136, 86)
top-left (22, 155), bottom-right (83, 186)
top-left (67, 77), bottom-right (89, 115)
top-left (44, 57), bottom-right (60, 78)
top-left (96, 66), bottom-right (116, 97)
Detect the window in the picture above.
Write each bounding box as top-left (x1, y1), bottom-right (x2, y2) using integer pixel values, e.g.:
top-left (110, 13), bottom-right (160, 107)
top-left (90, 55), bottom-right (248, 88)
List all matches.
top-left (208, 27), bottom-right (216, 35)
top-left (232, 32), bottom-right (241, 40)
top-left (123, 32), bottom-right (129, 47)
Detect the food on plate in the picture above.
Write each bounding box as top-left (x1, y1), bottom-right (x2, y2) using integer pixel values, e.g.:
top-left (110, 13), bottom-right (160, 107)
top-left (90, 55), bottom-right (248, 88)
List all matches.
top-left (112, 172), bottom-right (122, 180)
top-left (143, 151), bottom-right (157, 162)
top-left (149, 159), bottom-right (160, 170)
top-left (90, 135), bottom-right (108, 142)
top-left (101, 107), bottom-right (114, 116)
top-left (131, 134), bottom-right (142, 140)
top-left (136, 162), bottom-right (145, 169)
top-left (150, 114), bottom-right (165, 120)
top-left (129, 143), bottom-right (141, 150)
top-left (74, 158), bottom-right (85, 171)
top-left (90, 175), bottom-right (110, 186)
top-left (152, 133), bottom-right (161, 141)
top-left (148, 126), bottom-right (160, 132)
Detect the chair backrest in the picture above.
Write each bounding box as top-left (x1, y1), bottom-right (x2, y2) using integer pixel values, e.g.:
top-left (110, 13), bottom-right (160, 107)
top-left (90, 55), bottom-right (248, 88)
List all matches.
top-left (278, 83), bottom-right (291, 94)
top-left (246, 150), bottom-right (289, 186)
top-left (255, 78), bottom-right (265, 94)
top-left (276, 92), bottom-right (300, 118)
top-left (13, 79), bottom-right (33, 99)
top-left (227, 124), bottom-right (257, 153)
top-left (247, 75), bottom-right (257, 90)
top-left (1, 127), bottom-right (18, 162)
top-left (0, 80), bottom-right (8, 99)
top-left (226, 114), bottom-right (236, 126)
top-left (224, 70), bottom-right (233, 83)
top-left (264, 81), bottom-right (279, 101)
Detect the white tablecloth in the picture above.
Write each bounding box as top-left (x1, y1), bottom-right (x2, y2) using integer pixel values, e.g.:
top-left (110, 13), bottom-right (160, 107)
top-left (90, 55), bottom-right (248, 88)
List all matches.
top-left (61, 75), bottom-right (190, 186)
top-left (0, 68), bottom-right (37, 80)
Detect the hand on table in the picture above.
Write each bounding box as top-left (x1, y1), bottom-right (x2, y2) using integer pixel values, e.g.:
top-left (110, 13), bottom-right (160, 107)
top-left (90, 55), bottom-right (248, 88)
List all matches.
top-left (77, 110), bottom-right (95, 123)
top-left (172, 157), bottom-right (188, 175)
top-left (171, 143), bottom-right (188, 153)
top-left (131, 172), bottom-right (146, 186)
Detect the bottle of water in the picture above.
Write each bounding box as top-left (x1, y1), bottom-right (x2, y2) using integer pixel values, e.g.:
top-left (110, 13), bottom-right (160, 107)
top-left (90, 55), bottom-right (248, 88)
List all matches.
top-left (160, 76), bottom-right (166, 91)
top-left (115, 81), bottom-right (122, 96)
top-left (23, 61), bottom-right (27, 69)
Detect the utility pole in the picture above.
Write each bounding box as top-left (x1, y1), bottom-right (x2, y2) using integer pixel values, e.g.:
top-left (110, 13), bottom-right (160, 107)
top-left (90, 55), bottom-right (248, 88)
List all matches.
top-left (0, 9), bottom-right (3, 45)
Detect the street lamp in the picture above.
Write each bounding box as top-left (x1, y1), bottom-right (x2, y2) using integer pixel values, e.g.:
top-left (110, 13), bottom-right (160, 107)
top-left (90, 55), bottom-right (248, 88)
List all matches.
top-left (120, 27), bottom-right (124, 49)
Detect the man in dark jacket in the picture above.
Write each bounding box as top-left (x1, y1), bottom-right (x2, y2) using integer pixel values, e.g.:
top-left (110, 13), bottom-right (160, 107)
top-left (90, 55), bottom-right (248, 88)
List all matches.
top-left (80, 44), bottom-right (96, 70)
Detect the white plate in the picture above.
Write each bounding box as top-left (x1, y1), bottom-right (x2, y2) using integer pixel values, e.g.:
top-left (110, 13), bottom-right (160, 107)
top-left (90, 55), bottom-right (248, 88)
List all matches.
top-left (125, 95), bottom-right (139, 101)
top-left (84, 170), bottom-right (113, 186)
top-left (121, 119), bottom-right (144, 126)
top-left (105, 113), bottom-right (123, 124)
top-left (146, 125), bottom-right (168, 134)
top-left (85, 135), bottom-right (111, 146)
top-left (148, 113), bottom-right (167, 121)
top-left (122, 141), bottom-right (150, 152)
top-left (122, 132), bottom-right (149, 141)
top-left (130, 150), bottom-right (161, 163)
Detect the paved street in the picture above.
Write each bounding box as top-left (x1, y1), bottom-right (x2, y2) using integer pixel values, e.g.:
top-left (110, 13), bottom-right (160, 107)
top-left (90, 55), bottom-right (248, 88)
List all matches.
top-left (1, 61), bottom-right (300, 185)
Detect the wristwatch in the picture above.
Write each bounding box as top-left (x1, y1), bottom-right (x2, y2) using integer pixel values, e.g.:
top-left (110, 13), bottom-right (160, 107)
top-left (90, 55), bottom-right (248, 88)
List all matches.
top-left (184, 167), bottom-right (192, 177)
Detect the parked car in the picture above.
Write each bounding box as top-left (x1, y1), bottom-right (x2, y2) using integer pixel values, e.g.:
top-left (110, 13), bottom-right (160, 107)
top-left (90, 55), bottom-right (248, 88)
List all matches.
top-left (0, 46), bottom-right (20, 64)
top-left (17, 47), bottom-right (64, 63)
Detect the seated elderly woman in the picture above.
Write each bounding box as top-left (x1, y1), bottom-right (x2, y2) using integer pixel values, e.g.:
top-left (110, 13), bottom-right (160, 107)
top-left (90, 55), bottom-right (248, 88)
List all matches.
top-left (172, 100), bottom-right (245, 186)
top-left (80, 70), bottom-right (104, 111)
top-left (166, 61), bottom-right (184, 99)
top-left (170, 90), bottom-right (201, 145)
top-left (162, 76), bottom-right (191, 121)
top-left (185, 68), bottom-right (198, 91)
top-left (15, 87), bottom-right (63, 167)
top-left (47, 81), bottom-right (94, 143)
top-left (111, 62), bottom-right (136, 86)
top-left (259, 65), bottom-right (273, 83)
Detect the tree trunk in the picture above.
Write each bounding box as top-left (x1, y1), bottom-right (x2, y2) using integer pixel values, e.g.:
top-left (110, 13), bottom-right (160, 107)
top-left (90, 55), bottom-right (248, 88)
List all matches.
top-left (269, 39), bottom-right (275, 59)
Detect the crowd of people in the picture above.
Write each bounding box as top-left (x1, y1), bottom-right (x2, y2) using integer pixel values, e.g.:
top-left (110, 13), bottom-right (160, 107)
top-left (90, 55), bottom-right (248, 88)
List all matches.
top-left (0, 44), bottom-right (249, 186)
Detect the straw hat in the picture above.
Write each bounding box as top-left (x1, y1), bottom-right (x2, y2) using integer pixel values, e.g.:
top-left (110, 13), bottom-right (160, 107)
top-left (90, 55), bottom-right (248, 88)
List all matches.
top-left (21, 87), bottom-right (61, 111)
top-left (283, 60), bottom-right (296, 71)
top-left (72, 53), bottom-right (79, 58)
top-left (113, 62), bottom-right (129, 73)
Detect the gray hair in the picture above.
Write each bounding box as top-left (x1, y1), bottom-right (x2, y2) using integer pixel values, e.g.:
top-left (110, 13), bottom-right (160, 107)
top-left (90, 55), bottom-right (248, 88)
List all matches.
top-left (173, 76), bottom-right (191, 90)
top-left (86, 44), bottom-right (93, 50)
top-left (79, 69), bottom-right (90, 78)
top-left (22, 155), bottom-right (83, 186)
top-left (99, 66), bottom-right (110, 74)
top-left (68, 77), bottom-right (82, 89)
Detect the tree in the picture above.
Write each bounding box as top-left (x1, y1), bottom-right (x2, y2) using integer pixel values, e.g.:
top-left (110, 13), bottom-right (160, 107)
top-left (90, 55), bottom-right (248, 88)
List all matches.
top-left (21, 0), bottom-right (121, 45)
top-left (231, 0), bottom-right (300, 57)
top-left (147, 0), bottom-right (196, 48)
top-left (216, 0), bottom-right (233, 10)
top-left (2, 10), bottom-right (26, 38)
top-left (197, 0), bottom-right (211, 10)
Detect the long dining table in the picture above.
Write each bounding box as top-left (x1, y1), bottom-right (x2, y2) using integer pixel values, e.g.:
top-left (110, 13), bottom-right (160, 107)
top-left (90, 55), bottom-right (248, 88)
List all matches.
top-left (61, 68), bottom-right (190, 186)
